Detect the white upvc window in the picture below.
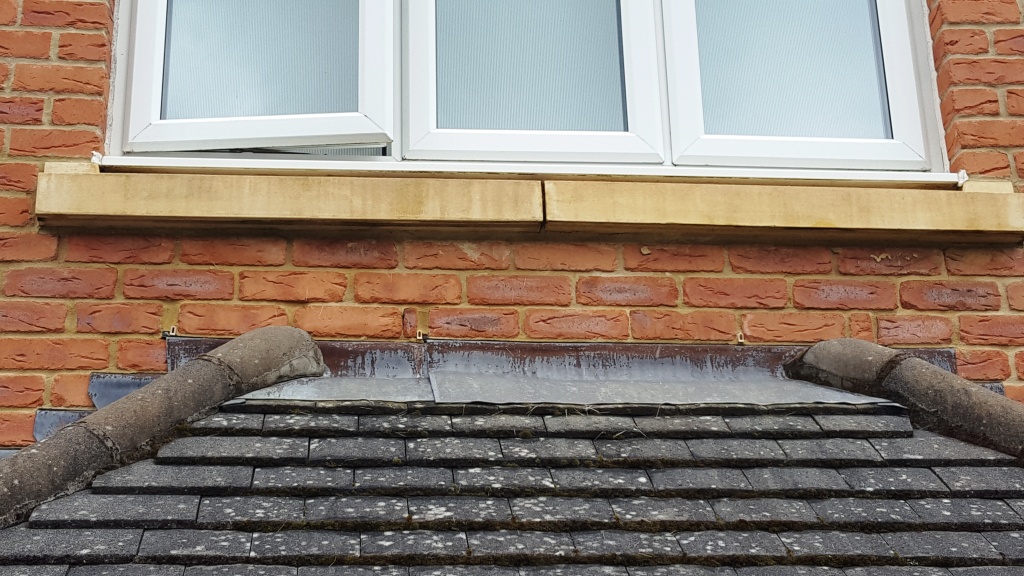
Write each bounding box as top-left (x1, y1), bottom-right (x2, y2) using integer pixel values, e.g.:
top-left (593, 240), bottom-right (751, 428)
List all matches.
top-left (113, 0), bottom-right (944, 175)
top-left (124, 0), bottom-right (394, 153)
top-left (404, 0), bottom-right (665, 163)
top-left (664, 0), bottom-right (932, 171)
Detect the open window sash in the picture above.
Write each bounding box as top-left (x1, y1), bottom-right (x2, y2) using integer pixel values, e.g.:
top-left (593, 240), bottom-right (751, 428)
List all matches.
top-left (125, 0), bottom-right (394, 153)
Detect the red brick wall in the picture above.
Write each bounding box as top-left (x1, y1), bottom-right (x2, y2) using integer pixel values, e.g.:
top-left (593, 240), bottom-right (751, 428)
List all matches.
top-left (932, 0), bottom-right (1024, 187)
top-left (1, 0), bottom-right (1024, 447)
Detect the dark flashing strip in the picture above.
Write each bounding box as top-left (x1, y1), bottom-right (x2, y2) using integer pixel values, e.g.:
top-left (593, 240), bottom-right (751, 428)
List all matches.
top-left (33, 410), bottom-right (91, 443)
top-left (221, 398), bottom-right (908, 417)
top-left (168, 337), bottom-right (957, 378)
top-left (89, 373), bottom-right (161, 409)
top-left (169, 337), bottom-right (956, 408)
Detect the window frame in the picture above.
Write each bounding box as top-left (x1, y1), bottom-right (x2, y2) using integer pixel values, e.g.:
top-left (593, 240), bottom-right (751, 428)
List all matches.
top-left (663, 0), bottom-right (933, 171)
top-left (403, 0), bottom-right (666, 163)
top-left (108, 0), bottom-right (947, 177)
top-left (123, 0), bottom-right (396, 153)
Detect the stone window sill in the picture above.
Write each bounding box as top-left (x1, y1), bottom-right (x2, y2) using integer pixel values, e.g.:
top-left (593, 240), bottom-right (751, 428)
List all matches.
top-left (33, 163), bottom-right (1023, 244)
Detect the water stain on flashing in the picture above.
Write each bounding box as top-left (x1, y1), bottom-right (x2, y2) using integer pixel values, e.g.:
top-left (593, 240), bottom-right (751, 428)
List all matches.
top-left (165, 338), bottom-right (956, 408)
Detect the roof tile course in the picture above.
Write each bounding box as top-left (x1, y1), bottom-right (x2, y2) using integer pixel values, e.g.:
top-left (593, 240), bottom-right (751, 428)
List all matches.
top-left (4, 405), bottom-right (1024, 573)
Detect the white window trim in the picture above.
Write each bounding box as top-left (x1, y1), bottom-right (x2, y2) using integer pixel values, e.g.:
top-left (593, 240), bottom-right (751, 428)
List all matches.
top-left (664, 0), bottom-right (933, 171)
top-left (122, 0), bottom-right (395, 153)
top-left (106, 0), bottom-right (948, 178)
top-left (403, 0), bottom-right (666, 163)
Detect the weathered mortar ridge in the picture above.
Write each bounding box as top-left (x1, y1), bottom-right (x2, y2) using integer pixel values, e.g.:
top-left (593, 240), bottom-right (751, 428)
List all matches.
top-left (0, 326), bottom-right (325, 529)
top-left (787, 337), bottom-right (1024, 461)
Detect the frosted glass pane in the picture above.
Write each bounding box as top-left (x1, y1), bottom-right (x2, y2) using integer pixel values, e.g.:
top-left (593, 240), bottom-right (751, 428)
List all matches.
top-left (162, 0), bottom-right (359, 120)
top-left (695, 0), bottom-right (891, 139)
top-left (436, 0), bottom-right (627, 132)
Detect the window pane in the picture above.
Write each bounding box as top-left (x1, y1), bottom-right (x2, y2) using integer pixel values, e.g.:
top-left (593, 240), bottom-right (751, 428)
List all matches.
top-left (436, 0), bottom-right (627, 132)
top-left (695, 0), bottom-right (891, 139)
top-left (162, 0), bottom-right (359, 120)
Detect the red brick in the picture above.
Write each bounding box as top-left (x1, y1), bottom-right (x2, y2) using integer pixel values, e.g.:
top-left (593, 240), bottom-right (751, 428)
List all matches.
top-left (76, 302), bottom-right (162, 334)
top-left (577, 276), bottom-right (678, 307)
top-left (0, 338), bottom-right (108, 370)
top-left (0, 232), bottom-right (57, 261)
top-left (876, 315), bottom-right (953, 345)
top-left (630, 310), bottom-right (735, 341)
top-left (403, 308), bottom-right (418, 338)
top-left (12, 63), bottom-right (107, 95)
top-left (292, 239), bottom-right (398, 268)
top-left (683, 278), bottom-right (787, 309)
top-left (405, 241), bottom-right (510, 270)
top-left (1014, 352), bottom-right (1024, 382)
top-left (0, 97), bottom-right (45, 125)
top-left (0, 196), bottom-right (32, 227)
top-left (466, 275), bottom-right (572, 306)
top-left (22, 0), bottom-right (111, 29)
top-left (116, 339), bottom-right (167, 372)
top-left (729, 246), bottom-right (832, 274)
top-left (949, 119), bottom-right (1024, 148)
top-left (941, 88), bottom-right (1000, 126)
top-left (66, 235), bottom-right (174, 264)
top-left (741, 312), bottom-right (845, 343)
top-left (51, 373), bottom-right (93, 408)
top-left (295, 306), bottom-right (403, 338)
top-left (57, 32), bottom-right (108, 61)
top-left (1007, 383), bottom-right (1024, 402)
top-left (1008, 89), bottom-right (1024, 115)
top-left (838, 248), bottom-right (943, 276)
top-left (524, 309), bottom-right (629, 340)
top-left (0, 0), bottom-right (15, 25)
top-left (177, 304), bottom-right (287, 336)
top-left (514, 243), bottom-right (617, 272)
top-left (0, 63), bottom-right (7, 85)
top-left (623, 244), bottom-right (724, 272)
top-left (951, 151), bottom-right (1012, 176)
top-left (901, 280), bottom-right (1001, 311)
top-left (239, 271), bottom-right (347, 302)
top-left (793, 280), bottom-right (897, 310)
top-left (0, 413), bottom-right (36, 447)
top-left (9, 129), bottom-right (102, 157)
top-left (1007, 282), bottom-right (1024, 310)
top-left (0, 301), bottom-right (66, 332)
top-left (1018, 152), bottom-right (1024, 178)
top-left (933, 29), bottom-right (990, 66)
top-left (958, 349), bottom-right (1012, 381)
top-left (123, 269), bottom-right (234, 300)
top-left (0, 375), bottom-right (44, 408)
top-left (180, 237), bottom-right (286, 266)
top-left (0, 163), bottom-right (38, 192)
top-left (51, 97), bottom-right (106, 126)
top-left (354, 273), bottom-right (461, 304)
top-left (961, 315), bottom-right (1024, 345)
top-left (932, 0), bottom-right (1021, 26)
top-left (946, 247), bottom-right (1024, 276)
top-left (850, 313), bottom-right (875, 341)
top-left (4, 267), bottom-right (116, 299)
top-left (938, 59), bottom-right (1024, 95)
top-left (429, 308), bottom-right (519, 339)
top-left (0, 30), bottom-right (51, 58)
top-left (995, 28), bottom-right (1024, 54)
